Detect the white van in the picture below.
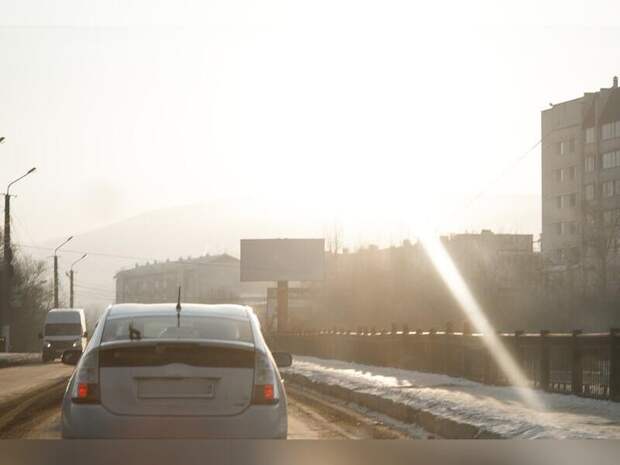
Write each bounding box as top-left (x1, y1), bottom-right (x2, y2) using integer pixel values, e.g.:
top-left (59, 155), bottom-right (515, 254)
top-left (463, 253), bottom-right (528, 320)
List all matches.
top-left (39, 308), bottom-right (88, 362)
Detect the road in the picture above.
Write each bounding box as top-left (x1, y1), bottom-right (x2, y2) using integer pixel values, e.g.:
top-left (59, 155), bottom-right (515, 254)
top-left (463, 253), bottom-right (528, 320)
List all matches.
top-left (0, 367), bottom-right (417, 439)
top-left (0, 362), bottom-right (73, 408)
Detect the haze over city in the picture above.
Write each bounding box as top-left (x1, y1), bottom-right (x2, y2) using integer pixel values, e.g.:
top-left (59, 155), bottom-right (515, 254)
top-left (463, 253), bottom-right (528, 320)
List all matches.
top-left (1, 1), bottom-right (618, 247)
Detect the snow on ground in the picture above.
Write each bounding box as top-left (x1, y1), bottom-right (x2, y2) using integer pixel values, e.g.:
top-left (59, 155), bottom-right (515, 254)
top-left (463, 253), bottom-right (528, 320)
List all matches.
top-left (284, 356), bottom-right (620, 439)
top-left (0, 353), bottom-right (41, 368)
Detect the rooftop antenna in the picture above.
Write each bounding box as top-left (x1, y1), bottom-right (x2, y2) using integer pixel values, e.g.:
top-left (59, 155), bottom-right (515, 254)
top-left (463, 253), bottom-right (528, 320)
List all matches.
top-left (176, 286), bottom-right (182, 328)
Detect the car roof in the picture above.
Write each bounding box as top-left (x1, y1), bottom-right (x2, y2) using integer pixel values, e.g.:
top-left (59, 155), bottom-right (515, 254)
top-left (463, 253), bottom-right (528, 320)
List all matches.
top-left (106, 303), bottom-right (252, 321)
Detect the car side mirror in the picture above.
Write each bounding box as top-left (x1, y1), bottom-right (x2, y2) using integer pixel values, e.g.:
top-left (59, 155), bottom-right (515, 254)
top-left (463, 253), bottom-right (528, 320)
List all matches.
top-left (61, 349), bottom-right (82, 366)
top-left (273, 352), bottom-right (293, 368)
top-left (83, 331), bottom-right (88, 338)
top-left (38, 332), bottom-right (43, 340)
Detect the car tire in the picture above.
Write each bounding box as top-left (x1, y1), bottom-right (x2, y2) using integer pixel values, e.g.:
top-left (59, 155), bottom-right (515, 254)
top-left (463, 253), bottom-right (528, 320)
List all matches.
top-left (42, 352), bottom-right (53, 363)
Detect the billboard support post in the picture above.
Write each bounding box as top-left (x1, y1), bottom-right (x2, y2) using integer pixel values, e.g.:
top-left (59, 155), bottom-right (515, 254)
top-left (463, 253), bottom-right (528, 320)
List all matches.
top-left (277, 281), bottom-right (288, 333)
top-left (240, 238), bottom-right (325, 335)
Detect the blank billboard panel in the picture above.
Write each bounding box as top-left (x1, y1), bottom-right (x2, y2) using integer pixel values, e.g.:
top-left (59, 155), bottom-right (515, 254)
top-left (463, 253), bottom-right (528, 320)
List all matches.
top-left (240, 239), bottom-right (325, 282)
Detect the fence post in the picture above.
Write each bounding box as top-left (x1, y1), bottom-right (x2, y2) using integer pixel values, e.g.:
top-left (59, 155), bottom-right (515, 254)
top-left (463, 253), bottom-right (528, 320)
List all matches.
top-left (539, 330), bottom-right (550, 392)
top-left (571, 329), bottom-right (582, 396)
top-left (609, 328), bottom-right (620, 401)
top-left (513, 330), bottom-right (524, 387)
top-left (463, 321), bottom-right (471, 336)
top-left (429, 328), bottom-right (437, 373)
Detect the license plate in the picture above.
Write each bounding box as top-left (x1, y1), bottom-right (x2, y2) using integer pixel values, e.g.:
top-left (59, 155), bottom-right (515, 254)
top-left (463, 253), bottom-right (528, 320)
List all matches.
top-left (137, 378), bottom-right (216, 399)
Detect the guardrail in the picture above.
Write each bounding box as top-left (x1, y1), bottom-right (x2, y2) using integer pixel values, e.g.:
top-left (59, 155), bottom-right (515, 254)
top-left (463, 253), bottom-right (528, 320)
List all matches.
top-left (274, 325), bottom-right (620, 401)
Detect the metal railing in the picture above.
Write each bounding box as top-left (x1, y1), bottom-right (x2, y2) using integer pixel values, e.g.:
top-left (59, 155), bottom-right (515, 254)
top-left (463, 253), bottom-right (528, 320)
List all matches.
top-left (274, 326), bottom-right (620, 401)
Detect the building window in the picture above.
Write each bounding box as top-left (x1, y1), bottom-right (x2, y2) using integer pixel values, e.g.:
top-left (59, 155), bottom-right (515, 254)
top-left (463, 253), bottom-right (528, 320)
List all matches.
top-left (603, 180), bottom-right (615, 197)
top-left (586, 127), bottom-right (595, 144)
top-left (569, 166), bottom-right (576, 180)
top-left (570, 222), bottom-right (578, 234)
top-left (569, 138), bottom-right (575, 153)
top-left (605, 209), bottom-right (620, 226)
top-left (557, 222), bottom-right (576, 236)
top-left (585, 156), bottom-right (596, 172)
top-left (568, 193), bottom-right (577, 207)
top-left (556, 195), bottom-right (562, 208)
top-left (602, 151), bottom-right (620, 169)
top-left (559, 141), bottom-right (566, 155)
top-left (585, 183), bottom-right (595, 200)
top-left (601, 121), bottom-right (620, 140)
top-left (553, 169), bottom-right (561, 183)
top-left (568, 247), bottom-right (580, 264)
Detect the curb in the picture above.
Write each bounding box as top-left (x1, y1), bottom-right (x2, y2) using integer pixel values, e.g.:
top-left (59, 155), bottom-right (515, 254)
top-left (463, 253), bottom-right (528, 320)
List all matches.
top-left (283, 372), bottom-right (503, 439)
top-left (0, 377), bottom-right (70, 436)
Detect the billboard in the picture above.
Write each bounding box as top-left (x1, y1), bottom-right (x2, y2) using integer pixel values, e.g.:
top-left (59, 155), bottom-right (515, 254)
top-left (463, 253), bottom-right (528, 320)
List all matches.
top-left (240, 238), bottom-right (325, 282)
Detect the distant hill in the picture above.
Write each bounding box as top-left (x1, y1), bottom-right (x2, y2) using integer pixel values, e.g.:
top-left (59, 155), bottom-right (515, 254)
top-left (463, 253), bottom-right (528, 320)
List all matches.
top-left (21, 194), bottom-right (540, 311)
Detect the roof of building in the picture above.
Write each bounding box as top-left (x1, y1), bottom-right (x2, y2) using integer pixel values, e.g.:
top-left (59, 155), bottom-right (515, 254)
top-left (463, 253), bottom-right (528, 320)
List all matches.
top-left (115, 253), bottom-right (240, 279)
top-left (600, 87), bottom-right (620, 124)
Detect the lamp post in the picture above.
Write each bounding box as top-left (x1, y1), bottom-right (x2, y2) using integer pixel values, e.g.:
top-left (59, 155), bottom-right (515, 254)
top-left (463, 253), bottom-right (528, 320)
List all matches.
top-left (53, 236), bottom-right (73, 308)
top-left (68, 253), bottom-right (87, 308)
top-left (1, 165), bottom-right (36, 351)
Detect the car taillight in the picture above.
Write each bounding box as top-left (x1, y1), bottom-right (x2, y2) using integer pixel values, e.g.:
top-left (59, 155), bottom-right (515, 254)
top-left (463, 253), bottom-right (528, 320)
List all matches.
top-left (252, 351), bottom-right (279, 405)
top-left (71, 350), bottom-right (100, 404)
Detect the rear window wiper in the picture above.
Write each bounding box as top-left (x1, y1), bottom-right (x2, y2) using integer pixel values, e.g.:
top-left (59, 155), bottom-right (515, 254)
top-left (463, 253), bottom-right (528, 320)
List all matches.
top-left (128, 321), bottom-right (142, 341)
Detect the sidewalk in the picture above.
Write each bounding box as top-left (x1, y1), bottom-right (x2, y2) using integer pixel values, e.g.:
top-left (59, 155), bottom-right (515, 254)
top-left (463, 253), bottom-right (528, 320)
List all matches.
top-left (283, 356), bottom-right (620, 439)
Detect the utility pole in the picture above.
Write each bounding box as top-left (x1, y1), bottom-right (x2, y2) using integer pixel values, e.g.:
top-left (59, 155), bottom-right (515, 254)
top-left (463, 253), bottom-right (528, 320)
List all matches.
top-left (1, 194), bottom-right (11, 350)
top-left (1, 165), bottom-right (36, 351)
top-left (53, 236), bottom-right (73, 308)
top-left (277, 280), bottom-right (289, 333)
top-left (53, 254), bottom-right (58, 308)
top-left (68, 253), bottom-right (87, 308)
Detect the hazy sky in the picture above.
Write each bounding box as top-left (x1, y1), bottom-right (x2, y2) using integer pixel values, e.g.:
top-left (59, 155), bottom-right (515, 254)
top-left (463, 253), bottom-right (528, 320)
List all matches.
top-left (2, 0), bottom-right (620, 245)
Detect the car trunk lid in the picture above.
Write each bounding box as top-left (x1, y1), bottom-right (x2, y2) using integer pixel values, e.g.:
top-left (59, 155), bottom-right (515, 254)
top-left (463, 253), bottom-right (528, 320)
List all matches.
top-left (98, 340), bottom-right (255, 416)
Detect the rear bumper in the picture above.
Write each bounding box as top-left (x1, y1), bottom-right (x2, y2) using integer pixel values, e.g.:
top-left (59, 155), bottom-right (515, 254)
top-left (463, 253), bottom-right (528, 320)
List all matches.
top-left (61, 400), bottom-right (288, 439)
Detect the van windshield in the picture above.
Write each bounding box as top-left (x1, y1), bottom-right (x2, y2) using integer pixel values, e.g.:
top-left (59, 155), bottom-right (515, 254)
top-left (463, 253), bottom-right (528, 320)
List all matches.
top-left (45, 323), bottom-right (83, 336)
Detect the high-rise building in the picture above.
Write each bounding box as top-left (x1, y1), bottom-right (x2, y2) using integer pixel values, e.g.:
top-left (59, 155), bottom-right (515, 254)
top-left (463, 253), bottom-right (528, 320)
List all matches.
top-left (542, 76), bottom-right (620, 295)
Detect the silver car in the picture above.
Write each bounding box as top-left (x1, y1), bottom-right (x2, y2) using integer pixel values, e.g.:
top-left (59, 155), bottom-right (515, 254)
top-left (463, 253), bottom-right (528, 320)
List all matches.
top-left (60, 303), bottom-right (292, 439)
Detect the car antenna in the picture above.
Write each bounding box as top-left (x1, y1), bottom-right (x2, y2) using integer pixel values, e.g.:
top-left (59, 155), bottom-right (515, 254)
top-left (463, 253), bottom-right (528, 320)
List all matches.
top-left (176, 286), bottom-right (182, 328)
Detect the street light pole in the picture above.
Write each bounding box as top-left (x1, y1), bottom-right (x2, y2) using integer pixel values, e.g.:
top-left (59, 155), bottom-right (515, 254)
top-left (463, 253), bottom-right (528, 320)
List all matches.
top-left (53, 236), bottom-right (73, 308)
top-left (1, 165), bottom-right (36, 352)
top-left (69, 253), bottom-right (87, 308)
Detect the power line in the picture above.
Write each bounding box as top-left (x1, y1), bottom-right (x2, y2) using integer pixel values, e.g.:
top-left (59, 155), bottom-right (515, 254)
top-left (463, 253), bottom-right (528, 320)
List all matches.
top-left (433, 129), bottom-right (555, 235)
top-left (74, 283), bottom-right (115, 294)
top-left (14, 242), bottom-right (300, 273)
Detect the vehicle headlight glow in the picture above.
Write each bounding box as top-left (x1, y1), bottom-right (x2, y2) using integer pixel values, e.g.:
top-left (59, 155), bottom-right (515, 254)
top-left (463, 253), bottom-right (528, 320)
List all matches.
top-left (44, 342), bottom-right (52, 348)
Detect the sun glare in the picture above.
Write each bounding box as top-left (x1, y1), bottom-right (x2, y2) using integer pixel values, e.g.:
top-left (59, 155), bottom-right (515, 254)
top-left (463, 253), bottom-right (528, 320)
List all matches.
top-left (418, 230), bottom-right (545, 411)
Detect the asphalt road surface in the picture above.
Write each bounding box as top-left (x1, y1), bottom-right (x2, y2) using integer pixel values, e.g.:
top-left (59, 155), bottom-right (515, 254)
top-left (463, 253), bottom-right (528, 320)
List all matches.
top-left (3, 382), bottom-right (416, 439)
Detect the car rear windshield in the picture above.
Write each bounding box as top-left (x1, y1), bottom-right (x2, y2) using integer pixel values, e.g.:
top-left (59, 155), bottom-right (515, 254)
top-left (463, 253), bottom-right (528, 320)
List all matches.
top-left (45, 323), bottom-right (83, 336)
top-left (101, 315), bottom-right (254, 344)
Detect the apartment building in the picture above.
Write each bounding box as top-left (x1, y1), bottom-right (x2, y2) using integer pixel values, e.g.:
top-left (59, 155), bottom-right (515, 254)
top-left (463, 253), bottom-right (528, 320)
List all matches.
top-left (542, 76), bottom-right (620, 294)
top-left (115, 254), bottom-right (242, 304)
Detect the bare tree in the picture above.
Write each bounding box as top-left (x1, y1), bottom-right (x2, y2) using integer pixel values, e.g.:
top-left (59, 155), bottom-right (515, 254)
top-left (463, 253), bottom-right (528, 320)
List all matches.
top-left (582, 199), bottom-right (620, 298)
top-left (10, 253), bottom-right (54, 352)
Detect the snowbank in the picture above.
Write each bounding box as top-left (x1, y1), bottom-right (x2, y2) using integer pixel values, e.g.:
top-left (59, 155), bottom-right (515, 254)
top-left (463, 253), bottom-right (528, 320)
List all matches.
top-left (284, 356), bottom-right (620, 439)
